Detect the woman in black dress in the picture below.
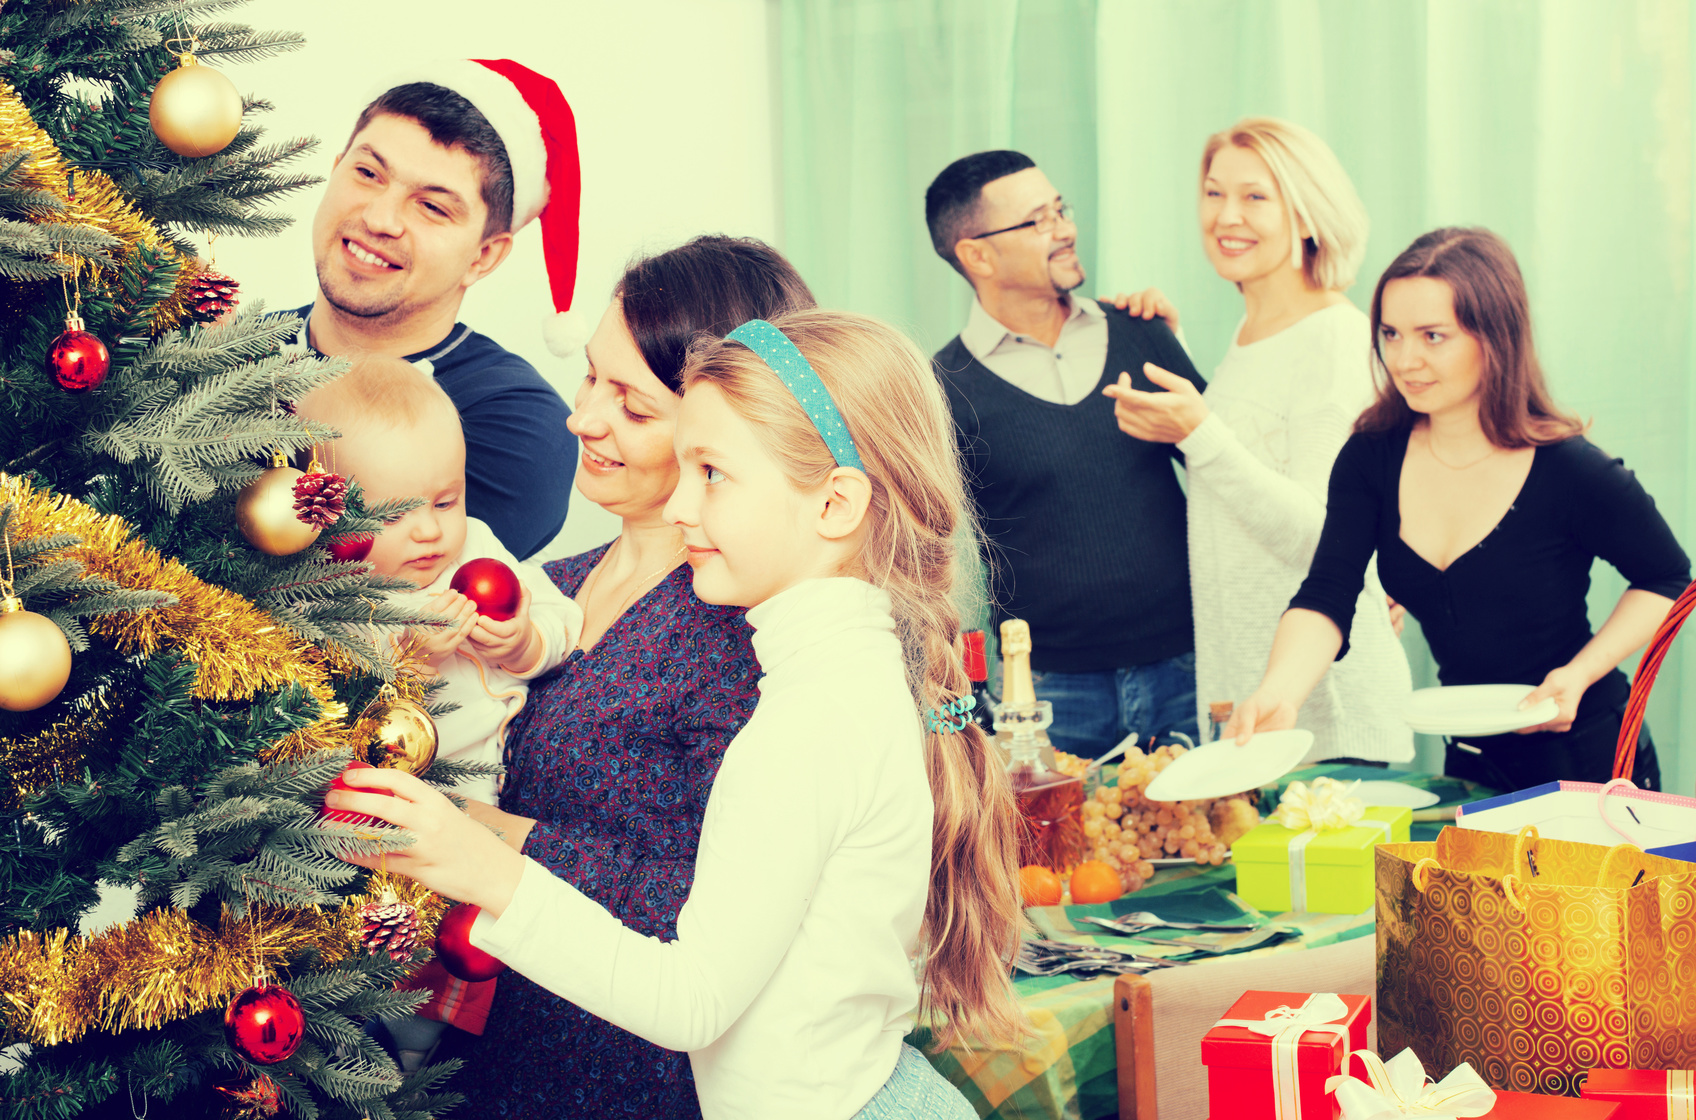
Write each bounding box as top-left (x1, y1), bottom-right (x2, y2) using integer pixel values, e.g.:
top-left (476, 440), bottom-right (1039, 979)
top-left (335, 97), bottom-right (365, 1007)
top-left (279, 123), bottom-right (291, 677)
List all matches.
top-left (1224, 227), bottom-right (1688, 791)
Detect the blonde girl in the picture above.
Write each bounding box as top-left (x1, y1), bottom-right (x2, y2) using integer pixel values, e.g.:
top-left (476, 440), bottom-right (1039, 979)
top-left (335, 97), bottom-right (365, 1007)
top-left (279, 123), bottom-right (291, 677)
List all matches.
top-left (331, 309), bottom-right (1027, 1118)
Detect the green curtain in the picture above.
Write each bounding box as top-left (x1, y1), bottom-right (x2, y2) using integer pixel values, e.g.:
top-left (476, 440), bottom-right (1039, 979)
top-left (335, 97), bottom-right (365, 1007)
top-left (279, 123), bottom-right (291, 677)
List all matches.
top-left (779, 0), bottom-right (1100, 354)
top-left (779, 0), bottom-right (1696, 789)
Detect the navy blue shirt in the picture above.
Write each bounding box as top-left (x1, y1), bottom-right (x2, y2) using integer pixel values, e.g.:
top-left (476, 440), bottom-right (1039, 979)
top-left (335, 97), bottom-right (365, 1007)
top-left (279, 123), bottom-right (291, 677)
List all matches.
top-left (290, 306), bottom-right (575, 559)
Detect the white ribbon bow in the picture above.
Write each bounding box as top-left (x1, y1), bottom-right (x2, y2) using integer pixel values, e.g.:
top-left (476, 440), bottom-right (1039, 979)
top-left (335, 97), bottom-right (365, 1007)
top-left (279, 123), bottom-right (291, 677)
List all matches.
top-left (1325, 1048), bottom-right (1497, 1120)
top-left (1274, 777), bottom-right (1366, 832)
top-left (1214, 993), bottom-right (1354, 1120)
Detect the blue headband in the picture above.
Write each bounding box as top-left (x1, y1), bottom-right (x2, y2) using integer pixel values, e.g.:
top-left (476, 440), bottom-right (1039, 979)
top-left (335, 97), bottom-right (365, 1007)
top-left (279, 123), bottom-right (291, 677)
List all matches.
top-left (725, 319), bottom-right (865, 472)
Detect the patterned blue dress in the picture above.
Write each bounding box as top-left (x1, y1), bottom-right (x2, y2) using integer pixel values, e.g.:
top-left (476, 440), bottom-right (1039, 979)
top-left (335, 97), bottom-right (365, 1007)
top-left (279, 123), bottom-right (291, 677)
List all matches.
top-left (451, 544), bottom-right (760, 1119)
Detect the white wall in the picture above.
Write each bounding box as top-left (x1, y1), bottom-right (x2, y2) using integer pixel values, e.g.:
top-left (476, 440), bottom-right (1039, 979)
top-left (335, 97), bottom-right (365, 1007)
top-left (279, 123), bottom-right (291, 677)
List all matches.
top-left (215, 0), bottom-right (780, 560)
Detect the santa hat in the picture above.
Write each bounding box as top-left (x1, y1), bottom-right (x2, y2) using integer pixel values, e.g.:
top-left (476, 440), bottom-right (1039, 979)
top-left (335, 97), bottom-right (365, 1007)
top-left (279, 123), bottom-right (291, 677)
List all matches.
top-left (372, 60), bottom-right (586, 356)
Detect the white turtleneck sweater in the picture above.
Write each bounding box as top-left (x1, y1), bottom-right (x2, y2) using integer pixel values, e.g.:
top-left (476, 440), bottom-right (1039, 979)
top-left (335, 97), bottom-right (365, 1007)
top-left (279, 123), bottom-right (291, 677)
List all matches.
top-left (1179, 302), bottom-right (1413, 762)
top-left (471, 577), bottom-right (933, 1119)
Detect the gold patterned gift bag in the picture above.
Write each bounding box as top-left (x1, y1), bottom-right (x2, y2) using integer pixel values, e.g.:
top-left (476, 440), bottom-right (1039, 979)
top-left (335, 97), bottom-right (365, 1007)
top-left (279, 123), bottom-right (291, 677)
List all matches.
top-left (1376, 824), bottom-right (1696, 1096)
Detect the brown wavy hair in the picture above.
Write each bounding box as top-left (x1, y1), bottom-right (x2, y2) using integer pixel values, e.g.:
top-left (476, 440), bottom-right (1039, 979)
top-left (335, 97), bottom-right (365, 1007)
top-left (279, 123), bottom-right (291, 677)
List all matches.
top-left (1357, 227), bottom-right (1584, 446)
top-left (682, 309), bottom-right (1028, 1050)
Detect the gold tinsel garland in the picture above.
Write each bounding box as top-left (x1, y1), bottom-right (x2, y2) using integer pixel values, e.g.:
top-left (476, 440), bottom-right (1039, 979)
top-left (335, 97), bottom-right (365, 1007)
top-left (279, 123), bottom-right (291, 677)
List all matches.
top-left (0, 80), bottom-right (200, 333)
top-left (0, 874), bottom-right (448, 1046)
top-left (0, 476), bottom-right (443, 1044)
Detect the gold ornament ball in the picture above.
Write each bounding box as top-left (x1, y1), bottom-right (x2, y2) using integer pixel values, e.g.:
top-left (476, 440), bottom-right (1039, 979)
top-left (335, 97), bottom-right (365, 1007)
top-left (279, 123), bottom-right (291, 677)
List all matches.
top-left (0, 605), bottom-right (73, 712)
top-left (373, 698), bottom-right (438, 776)
top-left (149, 55), bottom-right (243, 158)
top-left (236, 467), bottom-right (321, 556)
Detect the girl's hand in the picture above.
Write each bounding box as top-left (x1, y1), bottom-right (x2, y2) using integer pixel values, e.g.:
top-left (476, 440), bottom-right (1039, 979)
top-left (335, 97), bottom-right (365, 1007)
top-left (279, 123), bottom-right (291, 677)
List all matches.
top-left (1102, 364), bottom-right (1209, 443)
top-left (1515, 665), bottom-right (1591, 734)
top-left (1101, 287), bottom-right (1181, 331)
top-left (467, 583), bottom-right (540, 671)
top-left (328, 766), bottom-right (524, 916)
top-left (1386, 595), bottom-right (1407, 638)
top-left (1221, 690), bottom-right (1300, 745)
top-left (415, 590), bottom-right (480, 664)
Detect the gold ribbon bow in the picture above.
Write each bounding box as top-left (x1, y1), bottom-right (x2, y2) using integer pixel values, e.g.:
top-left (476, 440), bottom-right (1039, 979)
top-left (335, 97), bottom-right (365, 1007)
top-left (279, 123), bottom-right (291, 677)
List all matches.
top-left (1325, 1048), bottom-right (1497, 1119)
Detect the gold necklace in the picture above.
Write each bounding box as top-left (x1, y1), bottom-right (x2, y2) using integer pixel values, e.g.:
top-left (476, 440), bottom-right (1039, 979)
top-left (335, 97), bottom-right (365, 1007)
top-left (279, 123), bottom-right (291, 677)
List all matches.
top-left (580, 536), bottom-right (687, 632)
top-left (1425, 435), bottom-right (1498, 471)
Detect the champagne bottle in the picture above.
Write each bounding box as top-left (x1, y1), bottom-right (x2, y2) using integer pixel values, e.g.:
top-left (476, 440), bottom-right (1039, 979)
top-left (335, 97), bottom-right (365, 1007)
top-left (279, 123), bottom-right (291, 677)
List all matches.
top-left (961, 630), bottom-right (996, 733)
top-left (997, 619), bottom-right (1083, 872)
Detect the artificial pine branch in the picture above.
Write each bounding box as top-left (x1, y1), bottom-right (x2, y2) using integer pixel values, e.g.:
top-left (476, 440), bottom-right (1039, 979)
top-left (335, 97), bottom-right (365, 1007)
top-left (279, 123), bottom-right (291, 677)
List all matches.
top-left (0, 1055), bottom-right (120, 1120)
top-left (0, 502), bottom-right (174, 651)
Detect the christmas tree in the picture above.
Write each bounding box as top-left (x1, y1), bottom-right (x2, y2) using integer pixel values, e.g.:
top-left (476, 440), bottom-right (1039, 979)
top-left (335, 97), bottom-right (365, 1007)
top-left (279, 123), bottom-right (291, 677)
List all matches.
top-left (0, 3), bottom-right (482, 1117)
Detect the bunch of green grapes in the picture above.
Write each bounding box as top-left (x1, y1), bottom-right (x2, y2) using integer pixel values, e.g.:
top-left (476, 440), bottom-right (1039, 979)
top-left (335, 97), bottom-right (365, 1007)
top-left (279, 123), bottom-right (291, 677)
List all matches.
top-left (1079, 744), bottom-right (1261, 891)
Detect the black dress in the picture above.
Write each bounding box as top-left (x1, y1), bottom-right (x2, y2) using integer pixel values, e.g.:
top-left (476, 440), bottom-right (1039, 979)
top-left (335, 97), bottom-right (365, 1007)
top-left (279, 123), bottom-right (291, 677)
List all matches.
top-left (1290, 428), bottom-right (1689, 791)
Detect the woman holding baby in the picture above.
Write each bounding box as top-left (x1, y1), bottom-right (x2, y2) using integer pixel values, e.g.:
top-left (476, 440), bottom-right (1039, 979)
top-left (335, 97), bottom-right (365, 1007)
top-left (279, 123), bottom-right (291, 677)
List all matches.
top-left (449, 236), bottom-right (815, 1119)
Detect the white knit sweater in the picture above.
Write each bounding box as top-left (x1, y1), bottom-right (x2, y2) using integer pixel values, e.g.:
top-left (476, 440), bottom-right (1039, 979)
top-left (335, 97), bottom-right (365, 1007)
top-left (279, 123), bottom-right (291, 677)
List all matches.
top-left (471, 577), bottom-right (932, 1118)
top-left (1179, 302), bottom-right (1413, 762)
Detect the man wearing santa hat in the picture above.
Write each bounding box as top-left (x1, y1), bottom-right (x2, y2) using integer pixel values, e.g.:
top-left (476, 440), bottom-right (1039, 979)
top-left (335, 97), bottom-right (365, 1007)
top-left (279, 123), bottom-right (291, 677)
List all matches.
top-left (291, 60), bottom-right (582, 560)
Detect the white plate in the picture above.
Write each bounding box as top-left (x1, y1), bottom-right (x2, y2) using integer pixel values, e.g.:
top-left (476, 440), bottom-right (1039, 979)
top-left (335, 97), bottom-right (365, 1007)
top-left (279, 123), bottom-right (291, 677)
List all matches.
top-left (1347, 780), bottom-right (1440, 810)
top-left (1143, 730), bottom-right (1315, 802)
top-left (1403, 684), bottom-right (1558, 736)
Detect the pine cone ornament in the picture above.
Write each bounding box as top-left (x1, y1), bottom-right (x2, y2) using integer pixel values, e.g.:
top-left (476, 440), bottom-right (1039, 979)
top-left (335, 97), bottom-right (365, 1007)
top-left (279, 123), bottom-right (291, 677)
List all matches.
top-left (359, 891), bottom-right (420, 961)
top-left (292, 469), bottom-right (348, 529)
top-left (187, 269), bottom-right (239, 323)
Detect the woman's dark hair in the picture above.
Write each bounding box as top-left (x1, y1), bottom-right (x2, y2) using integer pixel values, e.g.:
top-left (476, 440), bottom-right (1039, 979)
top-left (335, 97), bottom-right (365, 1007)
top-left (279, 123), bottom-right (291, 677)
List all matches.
top-left (1358, 227), bottom-right (1583, 447)
top-left (616, 236), bottom-right (816, 393)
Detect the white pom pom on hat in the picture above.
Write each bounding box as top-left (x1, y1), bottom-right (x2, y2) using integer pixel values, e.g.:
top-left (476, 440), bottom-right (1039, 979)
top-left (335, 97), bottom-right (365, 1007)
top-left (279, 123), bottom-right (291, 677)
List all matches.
top-left (542, 305), bottom-right (593, 358)
top-left (370, 59), bottom-right (581, 355)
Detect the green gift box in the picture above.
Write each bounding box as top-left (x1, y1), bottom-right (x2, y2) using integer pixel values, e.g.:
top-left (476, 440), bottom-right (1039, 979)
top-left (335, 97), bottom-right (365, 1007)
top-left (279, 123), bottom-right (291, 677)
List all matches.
top-left (1231, 805), bottom-right (1412, 915)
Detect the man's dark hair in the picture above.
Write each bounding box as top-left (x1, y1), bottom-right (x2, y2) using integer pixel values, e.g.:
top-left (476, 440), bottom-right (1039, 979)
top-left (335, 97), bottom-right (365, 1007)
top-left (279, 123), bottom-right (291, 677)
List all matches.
top-left (617, 235), bottom-right (817, 393)
top-left (924, 150), bottom-right (1037, 277)
top-left (347, 83), bottom-right (514, 240)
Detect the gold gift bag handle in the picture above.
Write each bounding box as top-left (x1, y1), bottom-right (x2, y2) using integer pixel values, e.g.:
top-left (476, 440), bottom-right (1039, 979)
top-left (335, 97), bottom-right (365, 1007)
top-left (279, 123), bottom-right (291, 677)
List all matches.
top-left (1500, 825), bottom-right (1540, 911)
top-left (1616, 578), bottom-right (1696, 781)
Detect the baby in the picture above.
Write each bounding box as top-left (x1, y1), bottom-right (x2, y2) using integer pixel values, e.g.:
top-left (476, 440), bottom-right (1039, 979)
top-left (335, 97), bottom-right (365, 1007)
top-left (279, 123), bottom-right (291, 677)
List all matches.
top-left (296, 356), bottom-right (580, 805)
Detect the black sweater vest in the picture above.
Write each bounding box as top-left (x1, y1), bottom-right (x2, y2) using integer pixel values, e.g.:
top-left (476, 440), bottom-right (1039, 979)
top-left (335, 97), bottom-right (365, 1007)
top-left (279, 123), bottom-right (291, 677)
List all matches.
top-left (934, 304), bottom-right (1203, 673)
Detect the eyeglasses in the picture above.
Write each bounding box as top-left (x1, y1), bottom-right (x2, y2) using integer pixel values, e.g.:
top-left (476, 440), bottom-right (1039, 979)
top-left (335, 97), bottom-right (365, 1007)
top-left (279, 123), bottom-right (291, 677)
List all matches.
top-left (969, 202), bottom-right (1076, 240)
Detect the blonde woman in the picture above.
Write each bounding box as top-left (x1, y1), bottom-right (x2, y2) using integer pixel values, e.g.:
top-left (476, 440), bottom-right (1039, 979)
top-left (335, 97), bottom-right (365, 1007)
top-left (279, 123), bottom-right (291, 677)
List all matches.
top-left (1107, 118), bottom-right (1412, 763)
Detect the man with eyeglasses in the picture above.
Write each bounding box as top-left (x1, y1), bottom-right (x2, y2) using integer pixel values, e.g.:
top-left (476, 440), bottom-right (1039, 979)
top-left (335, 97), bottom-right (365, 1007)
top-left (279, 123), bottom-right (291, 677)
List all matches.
top-left (925, 150), bottom-right (1205, 756)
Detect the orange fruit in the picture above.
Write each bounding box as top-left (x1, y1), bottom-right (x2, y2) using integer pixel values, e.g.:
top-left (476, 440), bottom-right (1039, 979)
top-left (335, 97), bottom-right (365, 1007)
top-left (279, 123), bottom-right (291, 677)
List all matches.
top-left (1070, 860), bottom-right (1125, 904)
top-left (1018, 865), bottom-right (1064, 907)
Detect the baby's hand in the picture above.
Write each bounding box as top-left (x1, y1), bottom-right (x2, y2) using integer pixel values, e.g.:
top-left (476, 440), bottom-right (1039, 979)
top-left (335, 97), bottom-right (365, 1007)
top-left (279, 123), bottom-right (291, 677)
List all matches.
top-left (415, 589), bottom-right (480, 664)
top-left (467, 582), bottom-right (540, 672)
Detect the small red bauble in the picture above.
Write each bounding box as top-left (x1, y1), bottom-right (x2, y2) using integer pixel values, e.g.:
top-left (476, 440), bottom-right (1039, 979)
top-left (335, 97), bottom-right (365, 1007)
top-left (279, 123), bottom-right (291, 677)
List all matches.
top-left (449, 557), bottom-right (522, 621)
top-left (326, 535), bottom-right (374, 563)
top-left (46, 316), bottom-right (111, 393)
top-left (320, 759), bottom-right (395, 827)
top-left (223, 982), bottom-right (305, 1065)
top-left (435, 904), bottom-right (506, 982)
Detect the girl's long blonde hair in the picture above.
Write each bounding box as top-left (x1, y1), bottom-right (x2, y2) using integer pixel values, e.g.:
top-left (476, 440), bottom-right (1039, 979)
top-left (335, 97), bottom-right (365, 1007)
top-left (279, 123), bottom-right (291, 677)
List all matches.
top-left (682, 309), bottom-right (1027, 1049)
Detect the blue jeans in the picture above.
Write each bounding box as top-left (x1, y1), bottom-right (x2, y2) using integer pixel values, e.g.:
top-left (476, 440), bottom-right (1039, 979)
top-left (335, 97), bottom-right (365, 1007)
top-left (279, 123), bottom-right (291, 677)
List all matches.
top-left (1032, 652), bottom-right (1199, 758)
top-left (853, 1043), bottom-right (975, 1119)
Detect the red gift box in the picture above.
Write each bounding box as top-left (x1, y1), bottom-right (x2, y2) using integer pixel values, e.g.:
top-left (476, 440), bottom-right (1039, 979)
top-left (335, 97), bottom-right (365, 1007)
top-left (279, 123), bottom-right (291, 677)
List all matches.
top-left (1485, 1090), bottom-right (1620, 1118)
top-left (1202, 991), bottom-right (1370, 1120)
top-left (1581, 1068), bottom-right (1694, 1120)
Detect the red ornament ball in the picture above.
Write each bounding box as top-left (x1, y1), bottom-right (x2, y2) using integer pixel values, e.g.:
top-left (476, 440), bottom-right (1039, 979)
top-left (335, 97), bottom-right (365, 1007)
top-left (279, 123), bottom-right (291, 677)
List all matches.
top-left (320, 759), bottom-right (395, 827)
top-left (326, 535), bottom-right (374, 563)
top-left (223, 982), bottom-right (305, 1065)
top-left (449, 557), bottom-right (523, 621)
top-left (46, 327), bottom-right (111, 392)
top-left (435, 904), bottom-right (506, 982)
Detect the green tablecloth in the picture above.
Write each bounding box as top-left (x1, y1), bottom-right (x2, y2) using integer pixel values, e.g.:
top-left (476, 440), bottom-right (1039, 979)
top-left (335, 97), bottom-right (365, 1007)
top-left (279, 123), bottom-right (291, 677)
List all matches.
top-left (912, 766), bottom-right (1492, 1120)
